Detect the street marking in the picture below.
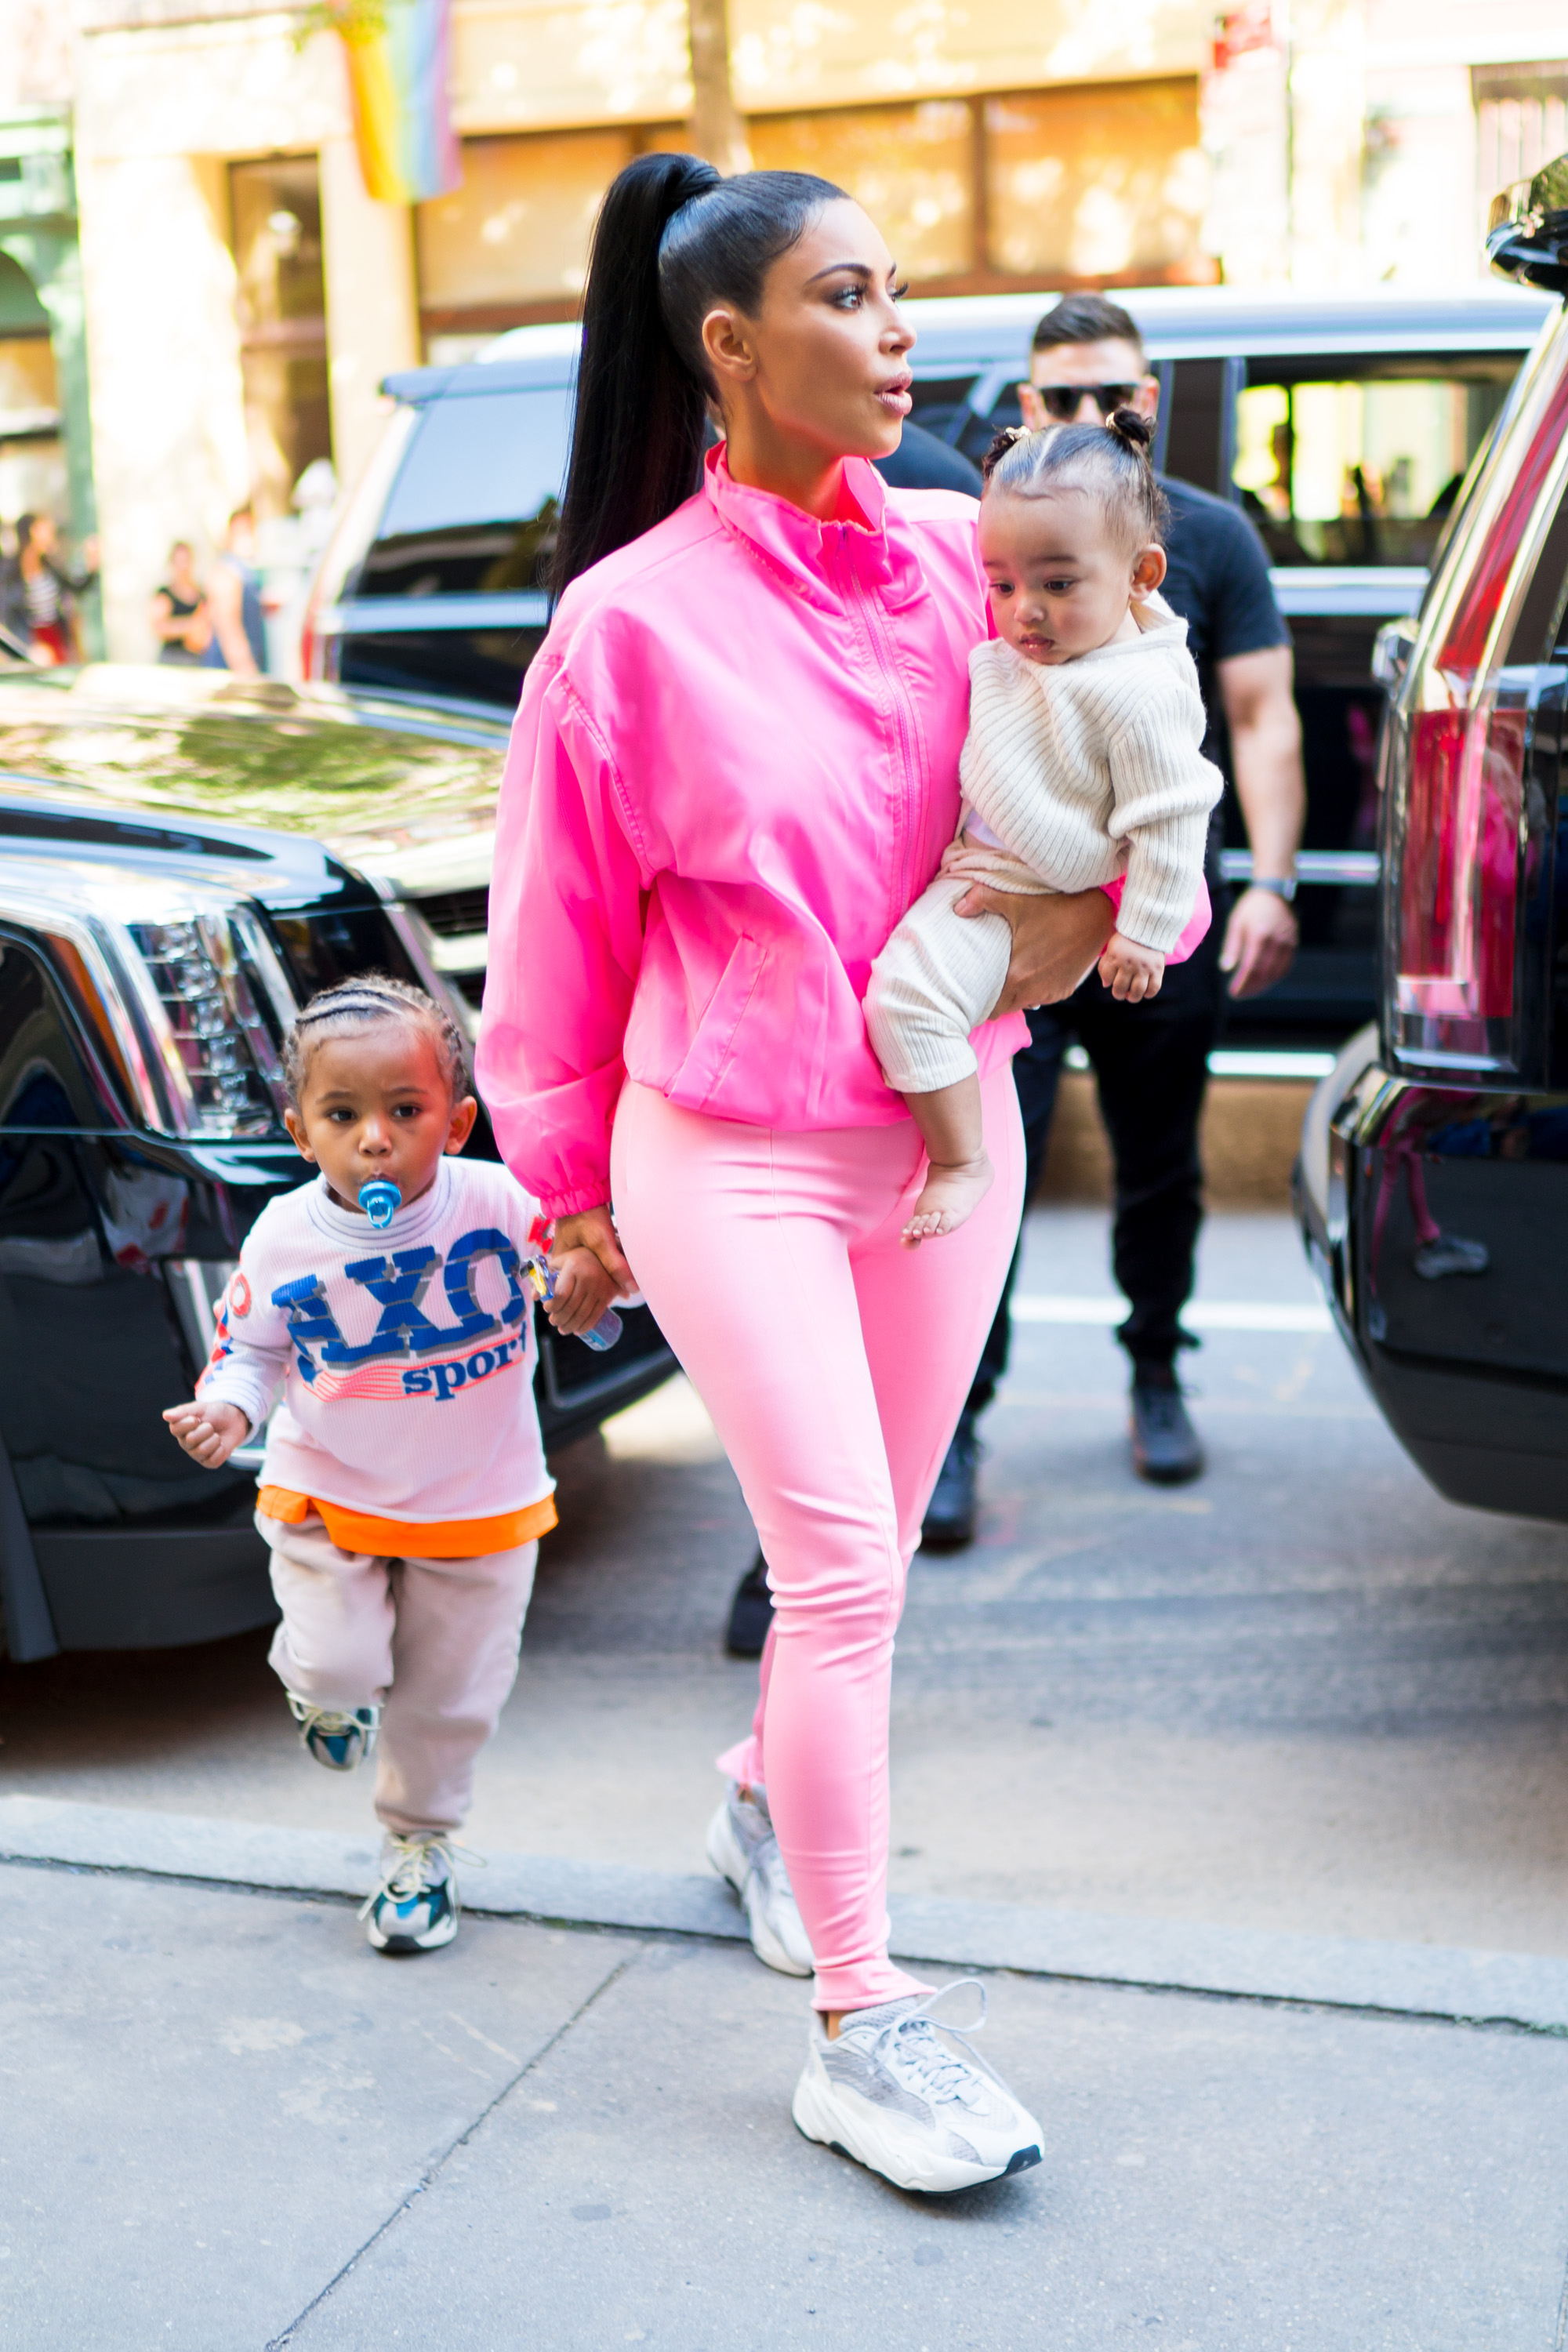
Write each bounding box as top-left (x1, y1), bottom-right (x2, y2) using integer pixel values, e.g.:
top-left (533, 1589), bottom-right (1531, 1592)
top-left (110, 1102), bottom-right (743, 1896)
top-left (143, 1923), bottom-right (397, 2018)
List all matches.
top-left (1013, 1295), bottom-right (1331, 1333)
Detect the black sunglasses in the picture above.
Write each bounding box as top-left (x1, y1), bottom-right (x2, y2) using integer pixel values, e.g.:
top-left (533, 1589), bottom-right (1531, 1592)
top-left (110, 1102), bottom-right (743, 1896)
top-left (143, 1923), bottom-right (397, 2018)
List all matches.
top-left (1028, 382), bottom-right (1142, 422)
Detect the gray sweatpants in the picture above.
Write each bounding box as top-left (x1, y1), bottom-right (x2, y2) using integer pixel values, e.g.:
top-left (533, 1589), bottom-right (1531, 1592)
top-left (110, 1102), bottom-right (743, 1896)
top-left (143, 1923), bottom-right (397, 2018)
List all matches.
top-left (260, 1509), bottom-right (538, 1838)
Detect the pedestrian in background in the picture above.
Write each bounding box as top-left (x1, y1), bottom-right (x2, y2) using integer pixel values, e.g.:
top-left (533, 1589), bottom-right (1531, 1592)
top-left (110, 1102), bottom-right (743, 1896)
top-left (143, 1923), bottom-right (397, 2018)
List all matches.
top-left (0, 513), bottom-right (96, 664)
top-left (164, 976), bottom-right (568, 1955)
top-left (200, 503), bottom-right (268, 676)
top-left (149, 539), bottom-right (210, 665)
top-left (922, 293), bottom-right (1305, 1540)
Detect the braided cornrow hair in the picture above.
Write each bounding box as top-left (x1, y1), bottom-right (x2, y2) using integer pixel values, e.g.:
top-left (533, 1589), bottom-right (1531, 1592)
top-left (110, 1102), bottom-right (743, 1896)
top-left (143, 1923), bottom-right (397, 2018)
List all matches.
top-left (282, 974), bottom-right (470, 1105)
top-left (982, 408), bottom-right (1167, 550)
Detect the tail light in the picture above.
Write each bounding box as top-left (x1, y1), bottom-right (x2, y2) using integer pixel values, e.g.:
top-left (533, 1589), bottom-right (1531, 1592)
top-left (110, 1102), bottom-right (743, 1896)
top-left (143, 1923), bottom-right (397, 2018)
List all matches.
top-left (1387, 336), bottom-right (1568, 1069)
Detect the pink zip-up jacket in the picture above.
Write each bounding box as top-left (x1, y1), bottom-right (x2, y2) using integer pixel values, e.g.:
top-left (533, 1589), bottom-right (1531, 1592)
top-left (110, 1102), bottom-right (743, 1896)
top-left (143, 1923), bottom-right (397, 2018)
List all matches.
top-left (476, 445), bottom-right (1029, 1219)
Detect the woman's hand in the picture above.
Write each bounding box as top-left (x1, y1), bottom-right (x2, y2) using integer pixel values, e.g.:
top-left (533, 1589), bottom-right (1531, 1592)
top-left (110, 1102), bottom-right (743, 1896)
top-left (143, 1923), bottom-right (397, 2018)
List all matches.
top-left (954, 884), bottom-right (1114, 1014)
top-left (546, 1206), bottom-right (637, 1338)
top-left (162, 1399), bottom-right (249, 1468)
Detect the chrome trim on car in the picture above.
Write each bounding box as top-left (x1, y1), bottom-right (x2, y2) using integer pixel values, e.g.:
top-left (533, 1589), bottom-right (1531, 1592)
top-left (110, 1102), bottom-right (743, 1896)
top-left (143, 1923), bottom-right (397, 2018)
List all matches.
top-left (0, 883), bottom-right (162, 1127)
top-left (1268, 567), bottom-right (1430, 616)
top-left (1221, 849), bottom-right (1381, 886)
top-left (1371, 616), bottom-right (1420, 689)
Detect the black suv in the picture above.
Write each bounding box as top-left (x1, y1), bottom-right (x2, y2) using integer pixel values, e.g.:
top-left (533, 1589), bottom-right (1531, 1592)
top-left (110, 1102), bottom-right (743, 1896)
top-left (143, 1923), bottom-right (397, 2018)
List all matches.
top-left (0, 670), bottom-right (674, 1662)
top-left (1297, 154), bottom-right (1568, 1519)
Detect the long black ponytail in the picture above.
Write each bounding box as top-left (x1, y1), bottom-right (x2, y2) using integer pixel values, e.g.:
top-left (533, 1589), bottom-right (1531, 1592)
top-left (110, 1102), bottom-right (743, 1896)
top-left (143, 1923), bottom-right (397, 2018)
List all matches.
top-left (552, 153), bottom-right (847, 595)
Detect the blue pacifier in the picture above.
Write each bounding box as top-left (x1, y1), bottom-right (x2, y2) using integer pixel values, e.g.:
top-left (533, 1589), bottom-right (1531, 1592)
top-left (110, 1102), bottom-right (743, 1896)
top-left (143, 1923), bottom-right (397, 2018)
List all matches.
top-left (358, 1178), bottom-right (401, 1230)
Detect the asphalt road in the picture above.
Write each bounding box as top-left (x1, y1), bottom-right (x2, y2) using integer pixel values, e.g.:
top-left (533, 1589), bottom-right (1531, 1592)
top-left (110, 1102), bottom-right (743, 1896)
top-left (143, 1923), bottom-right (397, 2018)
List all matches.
top-left (4, 1207), bottom-right (1568, 1958)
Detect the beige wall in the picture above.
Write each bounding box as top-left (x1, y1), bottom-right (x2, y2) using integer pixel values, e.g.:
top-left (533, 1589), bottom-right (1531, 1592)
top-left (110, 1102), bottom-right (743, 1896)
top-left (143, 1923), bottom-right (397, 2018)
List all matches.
top-left (319, 137), bottom-right (419, 501)
top-left (74, 146), bottom-right (250, 661)
top-left (448, 0), bottom-right (1207, 131)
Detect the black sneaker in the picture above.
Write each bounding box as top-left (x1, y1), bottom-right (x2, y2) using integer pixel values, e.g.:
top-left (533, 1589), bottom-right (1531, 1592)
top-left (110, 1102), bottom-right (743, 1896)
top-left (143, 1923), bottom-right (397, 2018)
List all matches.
top-left (725, 1551), bottom-right (774, 1658)
top-left (1130, 1372), bottom-right (1203, 1484)
top-left (921, 1411), bottom-right (981, 1549)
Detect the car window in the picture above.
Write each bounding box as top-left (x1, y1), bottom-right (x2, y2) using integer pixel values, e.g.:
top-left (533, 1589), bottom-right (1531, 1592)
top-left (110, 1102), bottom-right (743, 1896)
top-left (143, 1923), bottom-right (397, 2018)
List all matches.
top-left (1232, 354), bottom-right (1520, 568)
top-left (908, 375), bottom-right (985, 447)
top-left (358, 387), bottom-right (570, 600)
top-left (337, 623), bottom-right (546, 711)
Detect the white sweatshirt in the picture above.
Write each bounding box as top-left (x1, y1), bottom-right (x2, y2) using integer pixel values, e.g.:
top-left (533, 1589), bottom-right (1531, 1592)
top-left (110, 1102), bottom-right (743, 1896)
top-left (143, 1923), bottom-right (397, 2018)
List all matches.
top-left (955, 599), bottom-right (1223, 954)
top-left (197, 1156), bottom-right (554, 1533)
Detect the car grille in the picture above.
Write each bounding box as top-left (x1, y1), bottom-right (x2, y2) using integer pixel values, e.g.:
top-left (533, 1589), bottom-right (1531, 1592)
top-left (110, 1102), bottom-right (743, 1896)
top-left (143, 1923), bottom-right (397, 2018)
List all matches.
top-left (412, 886), bottom-right (489, 938)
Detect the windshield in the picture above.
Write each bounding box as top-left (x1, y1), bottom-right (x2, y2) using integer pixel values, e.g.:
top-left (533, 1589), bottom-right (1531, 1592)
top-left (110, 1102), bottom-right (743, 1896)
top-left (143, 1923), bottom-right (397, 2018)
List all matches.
top-left (358, 387), bottom-right (572, 599)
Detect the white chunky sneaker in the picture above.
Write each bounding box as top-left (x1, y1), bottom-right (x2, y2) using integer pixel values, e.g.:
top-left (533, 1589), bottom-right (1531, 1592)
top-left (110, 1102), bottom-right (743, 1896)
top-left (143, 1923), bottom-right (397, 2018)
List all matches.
top-left (287, 1691), bottom-right (379, 1772)
top-left (706, 1781), bottom-right (814, 1977)
top-left (791, 1981), bottom-right (1043, 2194)
top-left (358, 1833), bottom-right (462, 1954)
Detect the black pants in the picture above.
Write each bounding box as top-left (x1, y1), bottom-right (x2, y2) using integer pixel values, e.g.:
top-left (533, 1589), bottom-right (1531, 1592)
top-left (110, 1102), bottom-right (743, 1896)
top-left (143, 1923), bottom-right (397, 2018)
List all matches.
top-left (966, 889), bottom-right (1229, 1415)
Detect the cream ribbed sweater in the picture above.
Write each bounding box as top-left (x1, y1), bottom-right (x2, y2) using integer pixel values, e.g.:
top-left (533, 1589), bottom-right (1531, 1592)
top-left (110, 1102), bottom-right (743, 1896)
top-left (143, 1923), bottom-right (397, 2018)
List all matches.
top-left (952, 598), bottom-right (1223, 954)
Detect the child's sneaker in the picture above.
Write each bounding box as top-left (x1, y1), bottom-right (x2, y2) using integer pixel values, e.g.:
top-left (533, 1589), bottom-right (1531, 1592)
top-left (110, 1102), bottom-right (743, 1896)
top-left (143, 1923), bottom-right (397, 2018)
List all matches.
top-left (287, 1692), bottom-right (379, 1772)
top-left (359, 1832), bottom-right (461, 1954)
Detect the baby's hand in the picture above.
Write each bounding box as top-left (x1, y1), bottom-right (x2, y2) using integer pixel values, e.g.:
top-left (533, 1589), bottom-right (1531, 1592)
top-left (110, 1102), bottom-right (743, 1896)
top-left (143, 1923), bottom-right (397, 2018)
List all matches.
top-left (162, 1398), bottom-right (250, 1468)
top-left (1098, 931), bottom-right (1166, 1004)
top-left (543, 1244), bottom-right (621, 1340)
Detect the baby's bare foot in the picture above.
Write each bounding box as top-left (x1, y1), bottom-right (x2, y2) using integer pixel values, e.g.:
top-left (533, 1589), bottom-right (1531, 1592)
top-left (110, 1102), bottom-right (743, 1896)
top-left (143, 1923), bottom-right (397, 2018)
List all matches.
top-left (902, 1152), bottom-right (994, 1246)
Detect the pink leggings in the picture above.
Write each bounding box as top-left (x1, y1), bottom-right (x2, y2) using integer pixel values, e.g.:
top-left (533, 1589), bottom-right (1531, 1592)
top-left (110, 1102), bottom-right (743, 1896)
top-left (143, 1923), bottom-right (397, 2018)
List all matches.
top-left (611, 1062), bottom-right (1024, 2011)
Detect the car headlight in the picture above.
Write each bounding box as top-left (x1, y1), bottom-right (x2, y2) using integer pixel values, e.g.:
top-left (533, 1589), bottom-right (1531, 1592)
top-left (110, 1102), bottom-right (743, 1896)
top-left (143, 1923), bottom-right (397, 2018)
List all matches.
top-left (0, 866), bottom-right (298, 1140)
top-left (125, 909), bottom-right (292, 1137)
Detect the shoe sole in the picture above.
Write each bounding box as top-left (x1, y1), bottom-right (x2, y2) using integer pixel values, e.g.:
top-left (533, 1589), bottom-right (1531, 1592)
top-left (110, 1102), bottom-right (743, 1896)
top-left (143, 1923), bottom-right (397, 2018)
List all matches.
top-left (706, 1804), bottom-right (813, 1978)
top-left (1132, 1455), bottom-right (1203, 1486)
top-left (366, 1911), bottom-right (458, 1954)
top-left (791, 2064), bottom-right (1041, 2195)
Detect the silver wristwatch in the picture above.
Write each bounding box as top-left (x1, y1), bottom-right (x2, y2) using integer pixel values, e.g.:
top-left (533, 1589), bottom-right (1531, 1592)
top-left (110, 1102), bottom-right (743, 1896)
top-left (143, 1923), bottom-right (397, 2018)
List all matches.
top-left (1250, 876), bottom-right (1297, 903)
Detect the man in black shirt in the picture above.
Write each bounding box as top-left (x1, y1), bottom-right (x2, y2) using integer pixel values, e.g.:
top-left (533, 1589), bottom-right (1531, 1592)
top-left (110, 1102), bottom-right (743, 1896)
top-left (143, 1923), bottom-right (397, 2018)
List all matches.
top-left (923, 293), bottom-right (1305, 1538)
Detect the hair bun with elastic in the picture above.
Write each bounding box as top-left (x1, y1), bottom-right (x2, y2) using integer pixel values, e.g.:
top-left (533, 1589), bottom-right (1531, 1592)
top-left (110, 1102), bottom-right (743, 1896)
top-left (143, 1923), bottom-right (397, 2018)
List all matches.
top-left (982, 423), bottom-right (1034, 482)
top-left (1107, 407), bottom-right (1154, 456)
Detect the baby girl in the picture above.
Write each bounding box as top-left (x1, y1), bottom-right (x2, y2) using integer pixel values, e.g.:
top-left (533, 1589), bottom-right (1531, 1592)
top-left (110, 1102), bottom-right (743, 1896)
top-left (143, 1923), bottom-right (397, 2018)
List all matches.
top-left (865, 408), bottom-right (1222, 1240)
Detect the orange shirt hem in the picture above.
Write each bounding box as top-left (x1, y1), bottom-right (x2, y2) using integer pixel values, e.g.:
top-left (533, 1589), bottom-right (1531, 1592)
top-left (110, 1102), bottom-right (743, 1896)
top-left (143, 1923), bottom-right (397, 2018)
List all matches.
top-left (256, 1485), bottom-right (557, 1558)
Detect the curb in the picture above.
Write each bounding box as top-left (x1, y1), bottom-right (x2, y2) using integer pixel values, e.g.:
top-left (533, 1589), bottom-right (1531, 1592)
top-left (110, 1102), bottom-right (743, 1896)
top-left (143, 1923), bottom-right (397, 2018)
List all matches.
top-left (5, 1793), bottom-right (1568, 2031)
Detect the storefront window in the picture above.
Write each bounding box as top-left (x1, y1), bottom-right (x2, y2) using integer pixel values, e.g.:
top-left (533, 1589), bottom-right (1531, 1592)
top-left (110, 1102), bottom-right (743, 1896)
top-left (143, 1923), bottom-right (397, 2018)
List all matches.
top-left (750, 103), bottom-right (975, 281)
top-left (0, 331), bottom-right (64, 523)
top-left (230, 157), bottom-right (332, 520)
top-left (0, 250), bottom-right (64, 528)
top-left (985, 78), bottom-right (1206, 282)
top-left (417, 130), bottom-right (639, 320)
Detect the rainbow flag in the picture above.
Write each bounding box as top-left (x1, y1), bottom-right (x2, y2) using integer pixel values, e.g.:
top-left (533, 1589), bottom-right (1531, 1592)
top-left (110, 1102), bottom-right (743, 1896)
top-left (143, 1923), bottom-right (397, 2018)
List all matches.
top-left (337, 0), bottom-right (460, 205)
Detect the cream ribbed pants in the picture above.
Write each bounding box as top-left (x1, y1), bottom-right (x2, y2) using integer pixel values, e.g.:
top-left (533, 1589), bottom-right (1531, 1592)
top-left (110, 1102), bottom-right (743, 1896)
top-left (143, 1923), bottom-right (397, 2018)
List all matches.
top-left (260, 1509), bottom-right (538, 1838)
top-left (865, 860), bottom-right (1046, 1093)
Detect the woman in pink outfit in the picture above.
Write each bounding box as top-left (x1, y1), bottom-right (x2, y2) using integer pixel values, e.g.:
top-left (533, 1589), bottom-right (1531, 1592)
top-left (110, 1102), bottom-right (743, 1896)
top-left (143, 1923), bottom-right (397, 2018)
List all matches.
top-left (477, 154), bottom-right (1112, 2194)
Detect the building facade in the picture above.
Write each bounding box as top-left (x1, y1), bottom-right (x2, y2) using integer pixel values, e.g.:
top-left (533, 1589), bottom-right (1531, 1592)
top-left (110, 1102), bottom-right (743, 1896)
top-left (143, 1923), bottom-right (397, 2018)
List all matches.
top-left (0, 0), bottom-right (1559, 659)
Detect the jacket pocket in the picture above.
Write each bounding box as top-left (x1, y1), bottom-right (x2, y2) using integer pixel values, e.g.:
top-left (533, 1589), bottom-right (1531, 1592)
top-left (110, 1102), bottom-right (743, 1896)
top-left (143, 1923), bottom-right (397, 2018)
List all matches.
top-left (666, 934), bottom-right (767, 1112)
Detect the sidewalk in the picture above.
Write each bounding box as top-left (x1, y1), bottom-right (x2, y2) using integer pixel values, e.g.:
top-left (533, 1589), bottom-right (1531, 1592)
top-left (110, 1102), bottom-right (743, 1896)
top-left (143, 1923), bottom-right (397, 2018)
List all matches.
top-left (5, 1803), bottom-right (1568, 2351)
